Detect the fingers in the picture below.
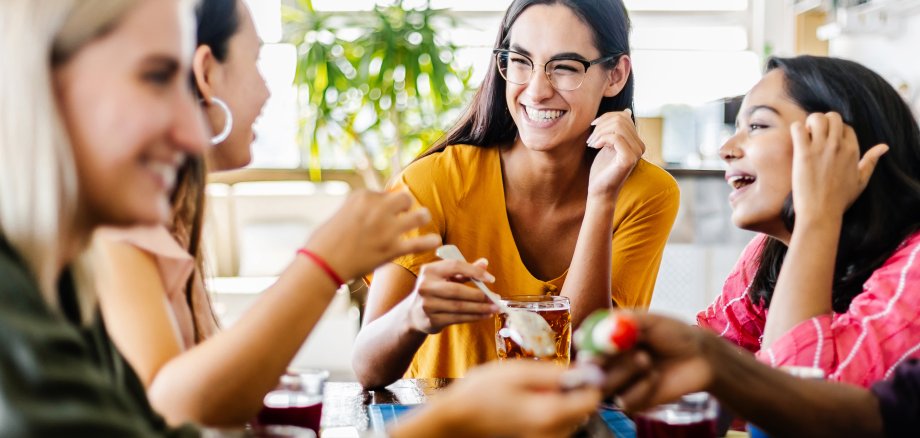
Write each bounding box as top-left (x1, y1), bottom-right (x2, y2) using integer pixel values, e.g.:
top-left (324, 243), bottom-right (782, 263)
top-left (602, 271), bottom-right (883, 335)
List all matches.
top-left (588, 110), bottom-right (644, 152)
top-left (393, 205), bottom-right (431, 229)
top-left (379, 189), bottom-right (415, 214)
top-left (614, 370), bottom-right (661, 412)
top-left (600, 350), bottom-right (652, 395)
top-left (417, 279), bottom-right (492, 304)
top-left (493, 360), bottom-right (569, 390)
top-left (420, 259), bottom-right (495, 284)
top-left (518, 388), bottom-right (599, 438)
top-left (824, 112), bottom-right (844, 150)
top-left (858, 143), bottom-right (889, 186)
top-left (790, 121), bottom-right (810, 154)
top-left (396, 233), bottom-right (442, 256)
top-left (424, 295), bottom-right (497, 315)
top-left (805, 112), bottom-right (829, 147)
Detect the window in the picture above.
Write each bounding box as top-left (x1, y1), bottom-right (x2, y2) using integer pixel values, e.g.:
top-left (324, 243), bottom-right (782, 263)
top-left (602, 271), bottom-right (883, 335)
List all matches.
top-left (245, 0), bottom-right (764, 169)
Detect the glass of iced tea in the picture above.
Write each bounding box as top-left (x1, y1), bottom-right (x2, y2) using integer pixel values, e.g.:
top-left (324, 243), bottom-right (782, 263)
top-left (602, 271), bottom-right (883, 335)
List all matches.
top-left (495, 295), bottom-right (571, 365)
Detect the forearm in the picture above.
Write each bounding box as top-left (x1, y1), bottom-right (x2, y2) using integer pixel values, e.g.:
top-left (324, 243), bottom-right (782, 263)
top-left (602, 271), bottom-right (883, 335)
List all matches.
top-left (148, 257), bottom-right (339, 426)
top-left (352, 298), bottom-right (428, 389)
top-left (762, 218), bottom-right (840, 348)
top-left (561, 197), bottom-right (615, 327)
top-left (706, 334), bottom-right (883, 437)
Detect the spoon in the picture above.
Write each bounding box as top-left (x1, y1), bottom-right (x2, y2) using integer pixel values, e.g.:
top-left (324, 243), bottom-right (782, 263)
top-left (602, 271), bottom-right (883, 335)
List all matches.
top-left (435, 245), bottom-right (557, 358)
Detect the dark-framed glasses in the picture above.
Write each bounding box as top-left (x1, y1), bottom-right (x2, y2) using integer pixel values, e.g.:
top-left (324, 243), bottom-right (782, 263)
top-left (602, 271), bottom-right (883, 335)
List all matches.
top-left (493, 48), bottom-right (621, 91)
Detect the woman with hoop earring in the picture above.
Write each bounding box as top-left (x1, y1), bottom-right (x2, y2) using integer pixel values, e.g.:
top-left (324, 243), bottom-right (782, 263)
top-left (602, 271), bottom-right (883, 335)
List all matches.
top-left (92, 0), bottom-right (441, 426)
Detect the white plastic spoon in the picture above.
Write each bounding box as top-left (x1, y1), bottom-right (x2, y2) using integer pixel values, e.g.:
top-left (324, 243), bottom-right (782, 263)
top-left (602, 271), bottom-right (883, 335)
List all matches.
top-left (435, 245), bottom-right (557, 358)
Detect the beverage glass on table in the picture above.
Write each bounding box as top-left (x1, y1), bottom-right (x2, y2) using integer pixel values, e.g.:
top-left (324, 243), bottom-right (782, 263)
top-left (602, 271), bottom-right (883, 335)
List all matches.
top-left (255, 369), bottom-right (329, 434)
top-left (495, 295), bottom-right (571, 365)
top-left (634, 392), bottom-right (719, 438)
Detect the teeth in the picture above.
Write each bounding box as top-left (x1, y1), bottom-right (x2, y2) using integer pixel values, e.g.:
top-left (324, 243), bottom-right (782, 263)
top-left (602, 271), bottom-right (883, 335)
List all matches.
top-left (727, 175), bottom-right (755, 190)
top-left (147, 161), bottom-right (177, 191)
top-left (525, 106), bottom-right (564, 121)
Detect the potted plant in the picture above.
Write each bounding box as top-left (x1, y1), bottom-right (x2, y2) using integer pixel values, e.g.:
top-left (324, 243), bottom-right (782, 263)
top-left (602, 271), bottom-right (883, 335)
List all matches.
top-left (282, 0), bottom-right (473, 189)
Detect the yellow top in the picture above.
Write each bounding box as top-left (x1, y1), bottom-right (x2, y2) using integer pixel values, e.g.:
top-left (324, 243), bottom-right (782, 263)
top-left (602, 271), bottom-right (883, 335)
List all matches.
top-left (389, 144), bottom-right (679, 379)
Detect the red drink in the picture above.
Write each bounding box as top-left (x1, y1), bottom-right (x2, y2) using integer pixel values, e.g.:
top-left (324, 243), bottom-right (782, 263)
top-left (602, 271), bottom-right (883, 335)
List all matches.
top-left (256, 390), bottom-right (323, 433)
top-left (635, 392), bottom-right (718, 438)
top-left (635, 415), bottom-right (717, 438)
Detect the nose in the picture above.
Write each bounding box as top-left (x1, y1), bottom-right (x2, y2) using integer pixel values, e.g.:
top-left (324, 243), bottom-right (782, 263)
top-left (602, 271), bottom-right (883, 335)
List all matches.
top-left (719, 135), bottom-right (742, 162)
top-left (171, 90), bottom-right (209, 156)
top-left (524, 67), bottom-right (555, 101)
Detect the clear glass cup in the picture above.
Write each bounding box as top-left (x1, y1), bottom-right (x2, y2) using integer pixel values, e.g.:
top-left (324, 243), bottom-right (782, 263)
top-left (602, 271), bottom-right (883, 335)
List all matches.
top-left (635, 392), bottom-right (719, 438)
top-left (495, 295), bottom-right (571, 365)
top-left (255, 369), bottom-right (329, 434)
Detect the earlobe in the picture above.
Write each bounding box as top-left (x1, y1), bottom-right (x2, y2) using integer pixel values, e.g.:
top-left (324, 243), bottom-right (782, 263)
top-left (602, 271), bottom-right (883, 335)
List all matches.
top-left (603, 54), bottom-right (632, 98)
top-left (192, 45), bottom-right (216, 100)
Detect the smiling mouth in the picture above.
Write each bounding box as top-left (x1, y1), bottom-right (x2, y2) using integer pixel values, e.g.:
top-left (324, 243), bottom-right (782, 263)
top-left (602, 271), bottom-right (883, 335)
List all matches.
top-left (523, 105), bottom-right (567, 122)
top-left (727, 175), bottom-right (756, 190)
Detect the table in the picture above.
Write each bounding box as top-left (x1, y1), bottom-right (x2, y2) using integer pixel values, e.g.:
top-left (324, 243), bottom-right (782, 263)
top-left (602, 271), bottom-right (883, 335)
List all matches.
top-left (321, 379), bottom-right (451, 432)
top-left (319, 379), bottom-right (748, 438)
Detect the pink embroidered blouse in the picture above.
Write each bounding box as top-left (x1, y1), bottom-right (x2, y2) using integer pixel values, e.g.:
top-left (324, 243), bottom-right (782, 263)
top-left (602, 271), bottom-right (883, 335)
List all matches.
top-left (698, 232), bottom-right (920, 387)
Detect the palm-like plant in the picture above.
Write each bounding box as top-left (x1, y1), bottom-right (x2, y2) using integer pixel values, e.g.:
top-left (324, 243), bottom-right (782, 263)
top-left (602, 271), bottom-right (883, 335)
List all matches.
top-left (283, 0), bottom-right (473, 188)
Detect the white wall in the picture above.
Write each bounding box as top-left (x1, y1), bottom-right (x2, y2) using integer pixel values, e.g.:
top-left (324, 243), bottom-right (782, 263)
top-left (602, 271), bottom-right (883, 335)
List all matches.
top-left (828, 13), bottom-right (920, 113)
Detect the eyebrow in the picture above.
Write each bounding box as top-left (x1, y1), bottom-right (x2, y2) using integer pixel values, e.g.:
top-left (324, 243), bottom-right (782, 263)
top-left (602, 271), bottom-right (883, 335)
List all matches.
top-left (735, 104), bottom-right (781, 128)
top-left (140, 55), bottom-right (180, 72)
top-left (509, 44), bottom-right (590, 62)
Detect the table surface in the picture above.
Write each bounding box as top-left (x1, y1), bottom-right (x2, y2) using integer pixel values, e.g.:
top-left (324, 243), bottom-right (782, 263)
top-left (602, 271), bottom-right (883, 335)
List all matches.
top-left (320, 379), bottom-right (749, 438)
top-left (321, 378), bottom-right (451, 432)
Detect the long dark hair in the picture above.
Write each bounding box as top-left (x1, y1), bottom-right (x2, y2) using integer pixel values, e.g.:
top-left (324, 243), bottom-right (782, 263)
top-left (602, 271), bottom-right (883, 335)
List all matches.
top-left (750, 56), bottom-right (920, 312)
top-left (169, 0), bottom-right (241, 342)
top-left (424, 0), bottom-right (633, 156)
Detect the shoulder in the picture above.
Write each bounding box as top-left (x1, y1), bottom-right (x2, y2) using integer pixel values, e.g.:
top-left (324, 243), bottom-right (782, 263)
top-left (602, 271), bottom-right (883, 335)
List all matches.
top-left (399, 145), bottom-right (495, 185)
top-left (861, 230), bottom-right (920, 291)
top-left (94, 225), bottom-right (191, 263)
top-left (93, 226), bottom-right (194, 299)
top-left (394, 145), bottom-right (498, 208)
top-left (620, 160), bottom-right (680, 207)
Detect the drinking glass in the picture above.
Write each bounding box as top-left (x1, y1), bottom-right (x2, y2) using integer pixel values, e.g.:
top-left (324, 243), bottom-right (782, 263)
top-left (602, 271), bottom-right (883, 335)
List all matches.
top-left (635, 392), bottom-right (719, 438)
top-left (495, 295), bottom-right (571, 365)
top-left (255, 369), bottom-right (329, 434)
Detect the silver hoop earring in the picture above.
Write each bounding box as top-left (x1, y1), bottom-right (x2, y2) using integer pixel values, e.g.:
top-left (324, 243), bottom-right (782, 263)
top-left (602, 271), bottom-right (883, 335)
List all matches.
top-left (207, 97), bottom-right (233, 145)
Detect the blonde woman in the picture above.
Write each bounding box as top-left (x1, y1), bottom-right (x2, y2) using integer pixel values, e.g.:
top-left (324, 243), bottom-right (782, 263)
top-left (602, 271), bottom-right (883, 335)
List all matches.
top-left (0, 0), bottom-right (207, 434)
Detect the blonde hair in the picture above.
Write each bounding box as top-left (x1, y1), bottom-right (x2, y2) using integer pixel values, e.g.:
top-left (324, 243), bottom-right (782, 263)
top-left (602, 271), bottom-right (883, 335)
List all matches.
top-left (0, 0), bottom-right (142, 319)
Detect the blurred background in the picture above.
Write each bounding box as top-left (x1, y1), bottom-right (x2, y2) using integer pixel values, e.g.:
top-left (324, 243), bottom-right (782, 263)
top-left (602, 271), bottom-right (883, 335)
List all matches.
top-left (205, 0), bottom-right (920, 379)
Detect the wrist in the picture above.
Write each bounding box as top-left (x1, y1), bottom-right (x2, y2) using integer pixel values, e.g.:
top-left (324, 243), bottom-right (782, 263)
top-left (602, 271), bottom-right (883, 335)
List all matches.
top-left (699, 329), bottom-right (731, 394)
top-left (585, 195), bottom-right (617, 215)
top-left (402, 296), bottom-right (432, 336)
top-left (296, 247), bottom-right (346, 287)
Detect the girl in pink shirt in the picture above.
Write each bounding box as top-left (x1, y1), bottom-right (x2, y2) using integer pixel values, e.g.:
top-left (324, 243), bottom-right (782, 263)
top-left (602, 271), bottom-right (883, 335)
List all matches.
top-left (697, 56), bottom-right (920, 388)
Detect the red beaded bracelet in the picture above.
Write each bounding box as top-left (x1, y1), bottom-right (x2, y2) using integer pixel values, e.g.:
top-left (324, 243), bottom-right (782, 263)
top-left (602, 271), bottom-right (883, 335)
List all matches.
top-left (297, 248), bottom-right (345, 286)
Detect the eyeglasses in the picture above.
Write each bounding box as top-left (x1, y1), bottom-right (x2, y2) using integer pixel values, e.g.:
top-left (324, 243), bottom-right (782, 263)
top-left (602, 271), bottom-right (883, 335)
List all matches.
top-left (493, 49), bottom-right (621, 92)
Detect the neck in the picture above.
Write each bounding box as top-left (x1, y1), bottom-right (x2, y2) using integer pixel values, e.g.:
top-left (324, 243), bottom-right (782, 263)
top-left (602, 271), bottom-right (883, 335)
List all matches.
top-left (501, 137), bottom-right (590, 206)
top-left (59, 210), bottom-right (95, 274)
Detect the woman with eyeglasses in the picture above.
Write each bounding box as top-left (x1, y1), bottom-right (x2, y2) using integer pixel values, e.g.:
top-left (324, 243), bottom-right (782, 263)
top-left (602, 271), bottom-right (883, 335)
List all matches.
top-left (353, 0), bottom-right (679, 388)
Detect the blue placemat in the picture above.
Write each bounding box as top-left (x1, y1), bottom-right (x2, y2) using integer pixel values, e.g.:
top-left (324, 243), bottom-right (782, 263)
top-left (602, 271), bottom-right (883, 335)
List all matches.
top-left (368, 404), bottom-right (420, 431)
top-left (369, 404), bottom-right (636, 437)
top-left (599, 407), bottom-right (636, 438)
